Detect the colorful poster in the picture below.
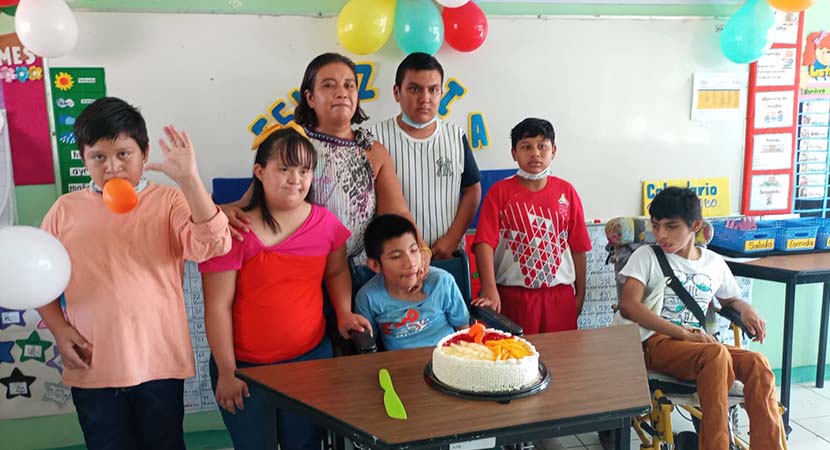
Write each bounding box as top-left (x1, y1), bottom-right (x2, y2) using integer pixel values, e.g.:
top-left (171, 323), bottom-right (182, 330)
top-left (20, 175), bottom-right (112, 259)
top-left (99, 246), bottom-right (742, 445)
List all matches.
top-left (751, 133), bottom-right (793, 170)
top-left (0, 33), bottom-right (54, 185)
top-left (749, 174), bottom-right (790, 210)
top-left (801, 31), bottom-right (830, 86)
top-left (690, 72), bottom-right (746, 121)
top-left (770, 11), bottom-right (800, 45)
top-left (0, 262), bottom-right (217, 420)
top-left (756, 49), bottom-right (797, 87)
top-left (182, 261), bottom-right (218, 412)
top-left (754, 91), bottom-right (795, 129)
top-left (49, 68), bottom-right (107, 194)
top-left (0, 304), bottom-right (74, 420)
top-left (642, 177), bottom-right (731, 217)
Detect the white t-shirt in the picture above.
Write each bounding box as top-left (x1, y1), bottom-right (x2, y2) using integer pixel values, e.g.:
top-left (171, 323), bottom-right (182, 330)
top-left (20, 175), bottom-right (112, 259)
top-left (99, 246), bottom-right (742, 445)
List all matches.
top-left (368, 117), bottom-right (480, 247)
top-left (620, 245), bottom-right (741, 333)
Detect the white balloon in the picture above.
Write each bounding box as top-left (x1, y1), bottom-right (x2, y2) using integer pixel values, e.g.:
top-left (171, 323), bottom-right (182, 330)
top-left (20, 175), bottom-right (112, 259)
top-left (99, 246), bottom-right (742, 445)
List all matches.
top-left (15, 0), bottom-right (79, 58)
top-left (436, 0), bottom-right (471, 7)
top-left (0, 226), bottom-right (71, 310)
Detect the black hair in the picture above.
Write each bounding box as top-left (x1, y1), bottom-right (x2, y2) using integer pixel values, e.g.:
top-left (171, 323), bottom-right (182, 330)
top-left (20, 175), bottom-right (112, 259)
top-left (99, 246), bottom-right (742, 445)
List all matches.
top-left (364, 214), bottom-right (418, 262)
top-left (510, 117), bottom-right (556, 149)
top-left (74, 97), bottom-right (149, 159)
top-left (648, 187), bottom-right (702, 227)
top-left (394, 52), bottom-right (444, 87)
top-left (244, 128), bottom-right (317, 233)
top-left (293, 52), bottom-right (369, 129)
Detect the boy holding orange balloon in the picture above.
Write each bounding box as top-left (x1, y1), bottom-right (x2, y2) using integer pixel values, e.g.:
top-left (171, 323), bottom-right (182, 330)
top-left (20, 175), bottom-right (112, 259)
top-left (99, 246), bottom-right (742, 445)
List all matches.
top-left (37, 97), bottom-right (231, 450)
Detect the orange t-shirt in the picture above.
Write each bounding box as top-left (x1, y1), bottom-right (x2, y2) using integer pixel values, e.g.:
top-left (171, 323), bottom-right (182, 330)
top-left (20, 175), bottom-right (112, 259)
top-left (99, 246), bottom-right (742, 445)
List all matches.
top-left (41, 183), bottom-right (231, 388)
top-left (199, 205), bottom-right (349, 364)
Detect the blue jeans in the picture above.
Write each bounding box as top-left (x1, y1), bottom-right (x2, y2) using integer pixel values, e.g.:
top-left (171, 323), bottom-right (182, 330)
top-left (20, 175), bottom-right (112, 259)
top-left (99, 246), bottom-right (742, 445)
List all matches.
top-left (349, 261), bottom-right (376, 299)
top-left (71, 378), bottom-right (185, 450)
top-left (209, 337), bottom-right (333, 450)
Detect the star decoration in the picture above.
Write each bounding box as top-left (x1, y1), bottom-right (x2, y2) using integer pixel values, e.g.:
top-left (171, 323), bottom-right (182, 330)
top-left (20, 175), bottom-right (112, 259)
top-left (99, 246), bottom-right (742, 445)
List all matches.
top-left (0, 341), bottom-right (14, 364)
top-left (15, 331), bottom-right (53, 363)
top-left (46, 346), bottom-right (63, 374)
top-left (42, 382), bottom-right (72, 407)
top-left (0, 367), bottom-right (36, 399)
top-left (0, 307), bottom-right (25, 330)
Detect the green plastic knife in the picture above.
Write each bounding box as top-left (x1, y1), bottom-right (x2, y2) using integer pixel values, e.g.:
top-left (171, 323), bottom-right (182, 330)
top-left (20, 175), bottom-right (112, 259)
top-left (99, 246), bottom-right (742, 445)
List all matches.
top-left (378, 368), bottom-right (407, 420)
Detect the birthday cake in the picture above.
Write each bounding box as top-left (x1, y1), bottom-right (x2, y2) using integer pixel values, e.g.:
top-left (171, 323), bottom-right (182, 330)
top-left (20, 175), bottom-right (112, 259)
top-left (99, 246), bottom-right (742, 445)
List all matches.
top-left (431, 324), bottom-right (540, 393)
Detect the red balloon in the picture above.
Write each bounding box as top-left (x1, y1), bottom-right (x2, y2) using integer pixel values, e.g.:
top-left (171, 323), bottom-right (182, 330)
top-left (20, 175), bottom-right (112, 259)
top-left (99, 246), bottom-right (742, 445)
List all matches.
top-left (442, 1), bottom-right (488, 52)
top-left (0, 0), bottom-right (18, 7)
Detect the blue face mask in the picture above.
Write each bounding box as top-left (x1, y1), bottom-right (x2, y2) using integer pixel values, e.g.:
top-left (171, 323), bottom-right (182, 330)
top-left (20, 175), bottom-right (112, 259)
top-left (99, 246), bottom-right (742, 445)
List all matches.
top-left (89, 175), bottom-right (149, 193)
top-left (400, 112), bottom-right (438, 130)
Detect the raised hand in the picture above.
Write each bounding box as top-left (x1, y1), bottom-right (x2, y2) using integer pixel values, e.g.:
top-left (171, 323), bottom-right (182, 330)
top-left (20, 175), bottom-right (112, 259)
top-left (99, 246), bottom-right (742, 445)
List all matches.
top-left (145, 125), bottom-right (200, 186)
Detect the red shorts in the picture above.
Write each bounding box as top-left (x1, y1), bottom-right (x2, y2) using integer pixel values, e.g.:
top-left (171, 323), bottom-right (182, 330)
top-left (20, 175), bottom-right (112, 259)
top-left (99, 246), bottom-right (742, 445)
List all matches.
top-left (497, 284), bottom-right (577, 335)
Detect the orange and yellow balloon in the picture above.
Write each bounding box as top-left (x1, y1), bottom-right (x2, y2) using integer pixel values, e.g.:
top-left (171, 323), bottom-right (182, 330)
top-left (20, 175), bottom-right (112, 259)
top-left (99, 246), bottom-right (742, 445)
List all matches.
top-left (768, 0), bottom-right (814, 12)
top-left (102, 178), bottom-right (138, 214)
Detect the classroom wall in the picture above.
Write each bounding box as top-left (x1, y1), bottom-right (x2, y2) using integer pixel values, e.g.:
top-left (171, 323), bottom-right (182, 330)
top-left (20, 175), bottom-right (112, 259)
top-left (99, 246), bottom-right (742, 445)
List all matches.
top-left (2, 1), bottom-right (829, 449)
top-left (67, 0), bottom-right (743, 17)
top-left (49, 11), bottom-right (748, 219)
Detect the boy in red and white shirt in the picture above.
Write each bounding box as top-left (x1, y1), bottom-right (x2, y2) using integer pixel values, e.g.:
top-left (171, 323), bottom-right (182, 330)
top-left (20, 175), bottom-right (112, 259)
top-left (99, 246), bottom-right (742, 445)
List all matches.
top-left (473, 118), bottom-right (591, 334)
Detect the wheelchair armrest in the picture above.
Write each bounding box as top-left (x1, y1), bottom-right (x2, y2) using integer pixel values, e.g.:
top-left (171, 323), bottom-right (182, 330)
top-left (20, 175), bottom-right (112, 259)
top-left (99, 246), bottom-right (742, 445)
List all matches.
top-left (469, 304), bottom-right (524, 336)
top-left (717, 306), bottom-right (756, 340)
top-left (349, 329), bottom-right (377, 353)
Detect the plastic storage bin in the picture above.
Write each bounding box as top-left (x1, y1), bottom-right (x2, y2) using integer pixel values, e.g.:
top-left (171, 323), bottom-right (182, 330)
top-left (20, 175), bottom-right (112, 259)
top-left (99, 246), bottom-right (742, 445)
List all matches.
top-left (711, 224), bottom-right (776, 253)
top-left (782, 218), bottom-right (830, 250)
top-left (761, 220), bottom-right (819, 252)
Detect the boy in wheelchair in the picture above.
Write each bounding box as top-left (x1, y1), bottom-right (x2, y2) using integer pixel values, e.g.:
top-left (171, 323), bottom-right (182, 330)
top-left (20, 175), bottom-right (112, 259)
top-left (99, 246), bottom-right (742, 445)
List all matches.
top-left (617, 187), bottom-right (783, 450)
top-left (356, 214), bottom-right (493, 350)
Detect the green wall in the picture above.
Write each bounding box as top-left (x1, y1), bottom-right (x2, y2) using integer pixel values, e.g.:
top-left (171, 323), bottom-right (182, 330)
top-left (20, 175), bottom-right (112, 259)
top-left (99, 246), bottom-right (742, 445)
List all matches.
top-left (3, 1), bottom-right (829, 449)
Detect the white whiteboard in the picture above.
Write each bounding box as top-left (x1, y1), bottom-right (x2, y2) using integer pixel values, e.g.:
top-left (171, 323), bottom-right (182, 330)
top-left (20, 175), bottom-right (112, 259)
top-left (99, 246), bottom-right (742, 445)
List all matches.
top-left (51, 12), bottom-right (747, 219)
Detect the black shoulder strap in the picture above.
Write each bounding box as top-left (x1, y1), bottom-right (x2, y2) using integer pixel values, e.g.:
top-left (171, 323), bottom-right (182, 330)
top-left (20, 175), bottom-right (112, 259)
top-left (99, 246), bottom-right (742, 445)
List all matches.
top-left (650, 244), bottom-right (707, 328)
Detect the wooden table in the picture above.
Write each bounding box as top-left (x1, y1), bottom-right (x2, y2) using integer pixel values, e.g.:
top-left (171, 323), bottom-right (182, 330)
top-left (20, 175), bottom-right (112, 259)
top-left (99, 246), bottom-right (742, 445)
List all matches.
top-left (237, 325), bottom-right (651, 450)
top-left (724, 252), bottom-right (830, 428)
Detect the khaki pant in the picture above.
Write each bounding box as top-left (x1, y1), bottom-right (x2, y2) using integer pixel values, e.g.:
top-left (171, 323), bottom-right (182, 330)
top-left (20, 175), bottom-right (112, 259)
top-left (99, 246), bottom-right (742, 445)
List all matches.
top-left (643, 333), bottom-right (783, 450)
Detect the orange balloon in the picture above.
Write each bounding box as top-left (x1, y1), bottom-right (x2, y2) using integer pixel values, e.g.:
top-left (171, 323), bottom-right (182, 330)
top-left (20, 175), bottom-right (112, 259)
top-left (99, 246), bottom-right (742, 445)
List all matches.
top-left (768, 0), bottom-right (814, 12)
top-left (102, 178), bottom-right (138, 214)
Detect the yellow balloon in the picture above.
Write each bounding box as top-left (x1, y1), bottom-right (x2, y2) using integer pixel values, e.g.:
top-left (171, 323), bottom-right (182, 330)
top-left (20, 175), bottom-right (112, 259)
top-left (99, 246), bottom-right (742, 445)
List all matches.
top-left (337, 0), bottom-right (395, 55)
top-left (768, 0), bottom-right (814, 12)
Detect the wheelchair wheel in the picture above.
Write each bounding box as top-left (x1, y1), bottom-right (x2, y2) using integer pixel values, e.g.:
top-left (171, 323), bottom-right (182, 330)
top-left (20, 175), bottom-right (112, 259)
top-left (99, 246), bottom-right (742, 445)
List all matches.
top-left (673, 431), bottom-right (699, 450)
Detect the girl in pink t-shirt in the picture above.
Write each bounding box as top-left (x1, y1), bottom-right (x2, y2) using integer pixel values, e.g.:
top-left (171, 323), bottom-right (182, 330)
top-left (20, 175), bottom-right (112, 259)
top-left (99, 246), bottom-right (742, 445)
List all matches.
top-left (200, 123), bottom-right (370, 450)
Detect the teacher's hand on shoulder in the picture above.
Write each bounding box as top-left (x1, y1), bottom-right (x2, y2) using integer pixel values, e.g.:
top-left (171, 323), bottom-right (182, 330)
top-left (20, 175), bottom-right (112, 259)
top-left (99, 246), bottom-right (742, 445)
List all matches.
top-left (219, 204), bottom-right (251, 241)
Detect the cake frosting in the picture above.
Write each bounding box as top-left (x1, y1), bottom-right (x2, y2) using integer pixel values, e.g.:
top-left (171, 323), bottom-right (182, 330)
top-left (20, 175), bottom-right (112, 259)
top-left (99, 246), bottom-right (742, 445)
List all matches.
top-left (431, 324), bottom-right (540, 393)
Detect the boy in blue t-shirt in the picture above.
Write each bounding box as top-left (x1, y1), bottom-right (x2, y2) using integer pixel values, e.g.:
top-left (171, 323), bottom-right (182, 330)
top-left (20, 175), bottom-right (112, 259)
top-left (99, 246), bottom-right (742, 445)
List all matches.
top-left (356, 214), bottom-right (491, 350)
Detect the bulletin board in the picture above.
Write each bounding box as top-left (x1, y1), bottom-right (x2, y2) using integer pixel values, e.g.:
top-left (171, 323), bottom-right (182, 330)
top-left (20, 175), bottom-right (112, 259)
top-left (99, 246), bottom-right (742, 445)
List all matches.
top-left (741, 12), bottom-right (805, 214)
top-left (793, 29), bottom-right (830, 218)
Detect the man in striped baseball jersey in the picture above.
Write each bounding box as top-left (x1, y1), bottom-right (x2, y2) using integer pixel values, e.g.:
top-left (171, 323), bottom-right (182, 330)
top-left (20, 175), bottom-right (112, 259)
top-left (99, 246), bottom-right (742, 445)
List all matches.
top-left (368, 53), bottom-right (482, 260)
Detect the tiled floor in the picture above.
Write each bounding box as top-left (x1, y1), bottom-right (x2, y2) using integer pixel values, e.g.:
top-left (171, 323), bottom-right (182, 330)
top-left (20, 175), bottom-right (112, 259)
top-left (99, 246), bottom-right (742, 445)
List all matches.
top-left (555, 382), bottom-right (830, 450)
